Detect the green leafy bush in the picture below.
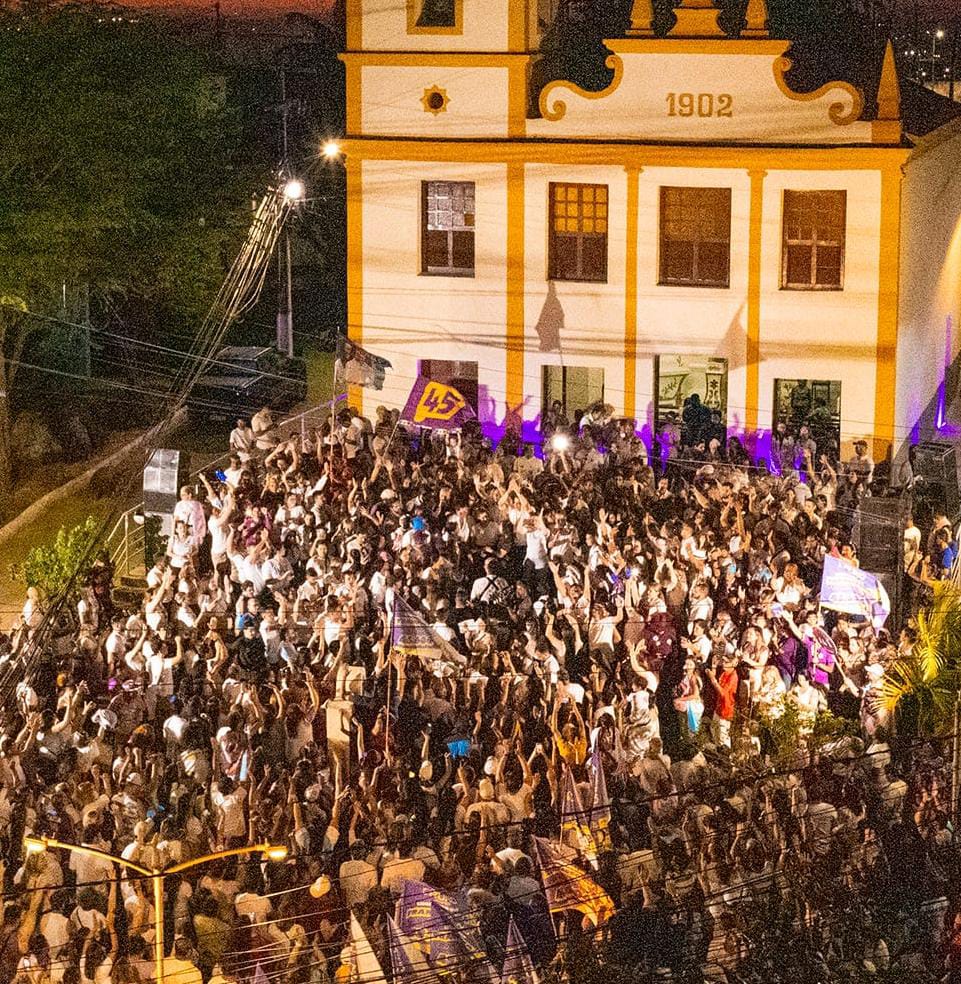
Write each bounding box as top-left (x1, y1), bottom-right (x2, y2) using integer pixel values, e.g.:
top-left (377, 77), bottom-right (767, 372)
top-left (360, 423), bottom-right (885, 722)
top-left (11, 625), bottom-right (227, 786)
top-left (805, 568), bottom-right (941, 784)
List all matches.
top-left (10, 515), bottom-right (100, 602)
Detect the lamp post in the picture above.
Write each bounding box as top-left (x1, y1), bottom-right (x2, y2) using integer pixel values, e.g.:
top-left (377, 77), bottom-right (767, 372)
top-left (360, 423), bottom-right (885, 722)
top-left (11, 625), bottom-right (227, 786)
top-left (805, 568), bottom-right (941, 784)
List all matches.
top-left (318, 140), bottom-right (344, 471)
top-left (933, 28), bottom-right (945, 85)
top-left (278, 176), bottom-right (305, 359)
top-left (25, 836), bottom-right (288, 984)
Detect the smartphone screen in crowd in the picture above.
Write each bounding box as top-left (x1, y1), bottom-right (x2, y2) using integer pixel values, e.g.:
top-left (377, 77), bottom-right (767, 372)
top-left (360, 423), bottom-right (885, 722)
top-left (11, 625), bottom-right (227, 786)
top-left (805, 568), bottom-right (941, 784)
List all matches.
top-left (447, 739), bottom-right (470, 759)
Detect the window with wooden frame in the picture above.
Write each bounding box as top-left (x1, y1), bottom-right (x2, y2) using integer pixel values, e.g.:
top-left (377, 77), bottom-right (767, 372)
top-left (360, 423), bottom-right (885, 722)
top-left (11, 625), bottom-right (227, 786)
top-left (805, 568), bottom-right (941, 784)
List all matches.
top-left (548, 182), bottom-right (609, 283)
top-left (658, 186), bottom-right (732, 288)
top-left (781, 190), bottom-right (846, 290)
top-left (422, 181), bottom-right (475, 276)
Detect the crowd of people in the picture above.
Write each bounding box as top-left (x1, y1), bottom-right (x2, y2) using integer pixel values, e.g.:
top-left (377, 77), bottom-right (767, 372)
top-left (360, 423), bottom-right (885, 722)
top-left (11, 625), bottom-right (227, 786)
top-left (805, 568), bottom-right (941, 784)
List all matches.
top-left (2, 398), bottom-right (961, 984)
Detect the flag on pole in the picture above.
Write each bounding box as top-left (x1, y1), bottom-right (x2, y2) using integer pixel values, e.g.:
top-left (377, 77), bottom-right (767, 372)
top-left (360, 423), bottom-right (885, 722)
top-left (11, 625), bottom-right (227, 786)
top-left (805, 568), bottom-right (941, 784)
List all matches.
top-left (395, 881), bottom-right (496, 980)
top-left (500, 917), bottom-right (539, 984)
top-left (392, 595), bottom-right (466, 665)
top-left (589, 745), bottom-right (612, 852)
top-left (533, 837), bottom-right (614, 928)
top-left (401, 377), bottom-right (476, 430)
top-left (349, 912), bottom-right (386, 983)
top-left (335, 336), bottom-right (392, 390)
top-left (559, 765), bottom-right (598, 868)
top-left (819, 553), bottom-right (890, 628)
top-left (395, 881), bottom-right (462, 973)
top-left (387, 915), bottom-right (437, 982)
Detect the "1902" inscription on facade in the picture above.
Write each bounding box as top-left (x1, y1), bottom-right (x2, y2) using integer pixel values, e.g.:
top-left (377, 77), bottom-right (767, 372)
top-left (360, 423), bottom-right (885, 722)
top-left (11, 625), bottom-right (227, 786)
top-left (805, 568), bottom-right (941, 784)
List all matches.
top-left (666, 92), bottom-right (734, 118)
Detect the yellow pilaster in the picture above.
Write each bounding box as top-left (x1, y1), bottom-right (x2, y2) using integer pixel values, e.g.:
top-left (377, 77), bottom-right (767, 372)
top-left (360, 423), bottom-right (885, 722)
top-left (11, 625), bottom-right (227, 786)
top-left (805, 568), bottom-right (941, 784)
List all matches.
top-left (624, 166), bottom-right (641, 422)
top-left (506, 162), bottom-right (526, 428)
top-left (745, 168), bottom-right (766, 436)
top-left (346, 0), bottom-right (362, 50)
top-left (873, 164), bottom-right (903, 461)
top-left (346, 157), bottom-right (364, 413)
top-left (508, 0), bottom-right (529, 52)
top-left (507, 60), bottom-right (529, 138)
top-left (345, 59), bottom-right (362, 136)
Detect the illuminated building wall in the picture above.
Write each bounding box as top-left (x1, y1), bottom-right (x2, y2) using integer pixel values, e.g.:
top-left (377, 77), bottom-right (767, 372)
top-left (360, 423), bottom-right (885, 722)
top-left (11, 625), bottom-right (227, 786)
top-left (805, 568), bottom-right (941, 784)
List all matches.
top-left (342, 0), bottom-right (910, 458)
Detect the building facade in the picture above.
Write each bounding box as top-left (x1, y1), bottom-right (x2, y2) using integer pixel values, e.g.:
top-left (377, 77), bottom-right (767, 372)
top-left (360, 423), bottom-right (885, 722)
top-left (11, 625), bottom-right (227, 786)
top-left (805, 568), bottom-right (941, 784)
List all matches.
top-left (341, 0), bottom-right (910, 459)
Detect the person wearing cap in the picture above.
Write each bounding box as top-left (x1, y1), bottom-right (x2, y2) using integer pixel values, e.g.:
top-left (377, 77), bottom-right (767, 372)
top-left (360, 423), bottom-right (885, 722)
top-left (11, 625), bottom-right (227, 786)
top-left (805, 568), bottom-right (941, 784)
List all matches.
top-left (4, 340), bottom-right (956, 984)
top-left (550, 697), bottom-right (587, 768)
top-left (229, 615), bottom-right (267, 680)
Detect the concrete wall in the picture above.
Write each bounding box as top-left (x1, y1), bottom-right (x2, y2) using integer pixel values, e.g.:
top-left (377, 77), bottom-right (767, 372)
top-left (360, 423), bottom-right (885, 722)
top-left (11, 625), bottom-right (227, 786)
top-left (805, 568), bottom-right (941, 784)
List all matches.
top-left (757, 168), bottom-right (883, 447)
top-left (359, 65), bottom-right (514, 139)
top-left (359, 0), bottom-right (515, 53)
top-left (896, 120), bottom-right (961, 461)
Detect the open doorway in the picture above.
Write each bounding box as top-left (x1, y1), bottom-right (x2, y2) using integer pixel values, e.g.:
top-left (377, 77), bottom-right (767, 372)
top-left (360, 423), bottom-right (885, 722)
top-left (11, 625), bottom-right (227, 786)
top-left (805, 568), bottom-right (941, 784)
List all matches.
top-left (773, 378), bottom-right (841, 459)
top-left (655, 355), bottom-right (728, 447)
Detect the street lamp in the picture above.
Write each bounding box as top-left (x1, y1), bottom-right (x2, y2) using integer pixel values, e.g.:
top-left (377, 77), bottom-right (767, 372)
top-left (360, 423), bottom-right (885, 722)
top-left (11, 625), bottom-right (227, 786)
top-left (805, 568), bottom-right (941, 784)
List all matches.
top-left (277, 176), bottom-right (305, 359)
top-left (24, 836), bottom-right (288, 984)
top-left (932, 28), bottom-right (946, 81)
top-left (283, 178), bottom-right (305, 201)
top-left (322, 141), bottom-right (342, 159)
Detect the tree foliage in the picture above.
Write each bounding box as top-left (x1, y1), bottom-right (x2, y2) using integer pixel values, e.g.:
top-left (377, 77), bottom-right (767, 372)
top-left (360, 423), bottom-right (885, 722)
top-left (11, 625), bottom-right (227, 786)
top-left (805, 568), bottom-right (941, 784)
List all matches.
top-left (10, 515), bottom-right (101, 602)
top-left (879, 581), bottom-right (961, 736)
top-left (0, 3), bottom-right (265, 514)
top-left (0, 2), bottom-right (263, 323)
top-left (755, 701), bottom-right (858, 766)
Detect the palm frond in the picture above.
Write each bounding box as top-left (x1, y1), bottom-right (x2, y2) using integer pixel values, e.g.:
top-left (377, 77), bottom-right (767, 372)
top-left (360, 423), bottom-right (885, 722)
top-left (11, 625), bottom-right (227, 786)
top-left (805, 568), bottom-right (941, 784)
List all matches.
top-left (878, 657), bottom-right (928, 715)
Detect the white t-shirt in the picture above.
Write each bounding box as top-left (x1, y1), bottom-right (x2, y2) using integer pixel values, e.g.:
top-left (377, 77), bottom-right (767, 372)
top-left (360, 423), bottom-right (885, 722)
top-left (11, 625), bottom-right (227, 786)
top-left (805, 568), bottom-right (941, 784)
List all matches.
top-left (525, 528), bottom-right (549, 570)
top-left (229, 552), bottom-right (265, 592)
top-left (230, 426), bottom-right (255, 458)
top-left (147, 651), bottom-right (177, 693)
top-left (164, 714), bottom-right (187, 743)
top-left (208, 514), bottom-right (229, 559)
top-left (173, 498), bottom-right (207, 544)
top-left (40, 911), bottom-right (71, 983)
top-left (211, 784), bottom-right (247, 841)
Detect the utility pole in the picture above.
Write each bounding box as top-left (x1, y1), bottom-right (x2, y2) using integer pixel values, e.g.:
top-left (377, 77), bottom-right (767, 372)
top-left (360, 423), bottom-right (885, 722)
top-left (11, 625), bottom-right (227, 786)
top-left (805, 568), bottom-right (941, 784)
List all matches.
top-left (276, 63), bottom-right (295, 359)
top-left (913, 0), bottom-right (922, 83)
top-left (950, 23), bottom-right (958, 102)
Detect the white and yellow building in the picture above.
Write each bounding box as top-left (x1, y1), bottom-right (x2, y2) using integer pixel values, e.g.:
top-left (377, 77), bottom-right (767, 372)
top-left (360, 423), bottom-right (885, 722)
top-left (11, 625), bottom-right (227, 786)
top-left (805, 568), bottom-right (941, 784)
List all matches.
top-left (341, 0), bottom-right (924, 459)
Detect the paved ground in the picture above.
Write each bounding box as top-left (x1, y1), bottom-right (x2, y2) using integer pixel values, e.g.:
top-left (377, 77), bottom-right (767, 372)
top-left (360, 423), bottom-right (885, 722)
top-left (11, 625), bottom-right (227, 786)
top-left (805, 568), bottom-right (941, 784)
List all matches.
top-left (0, 349), bottom-right (335, 629)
